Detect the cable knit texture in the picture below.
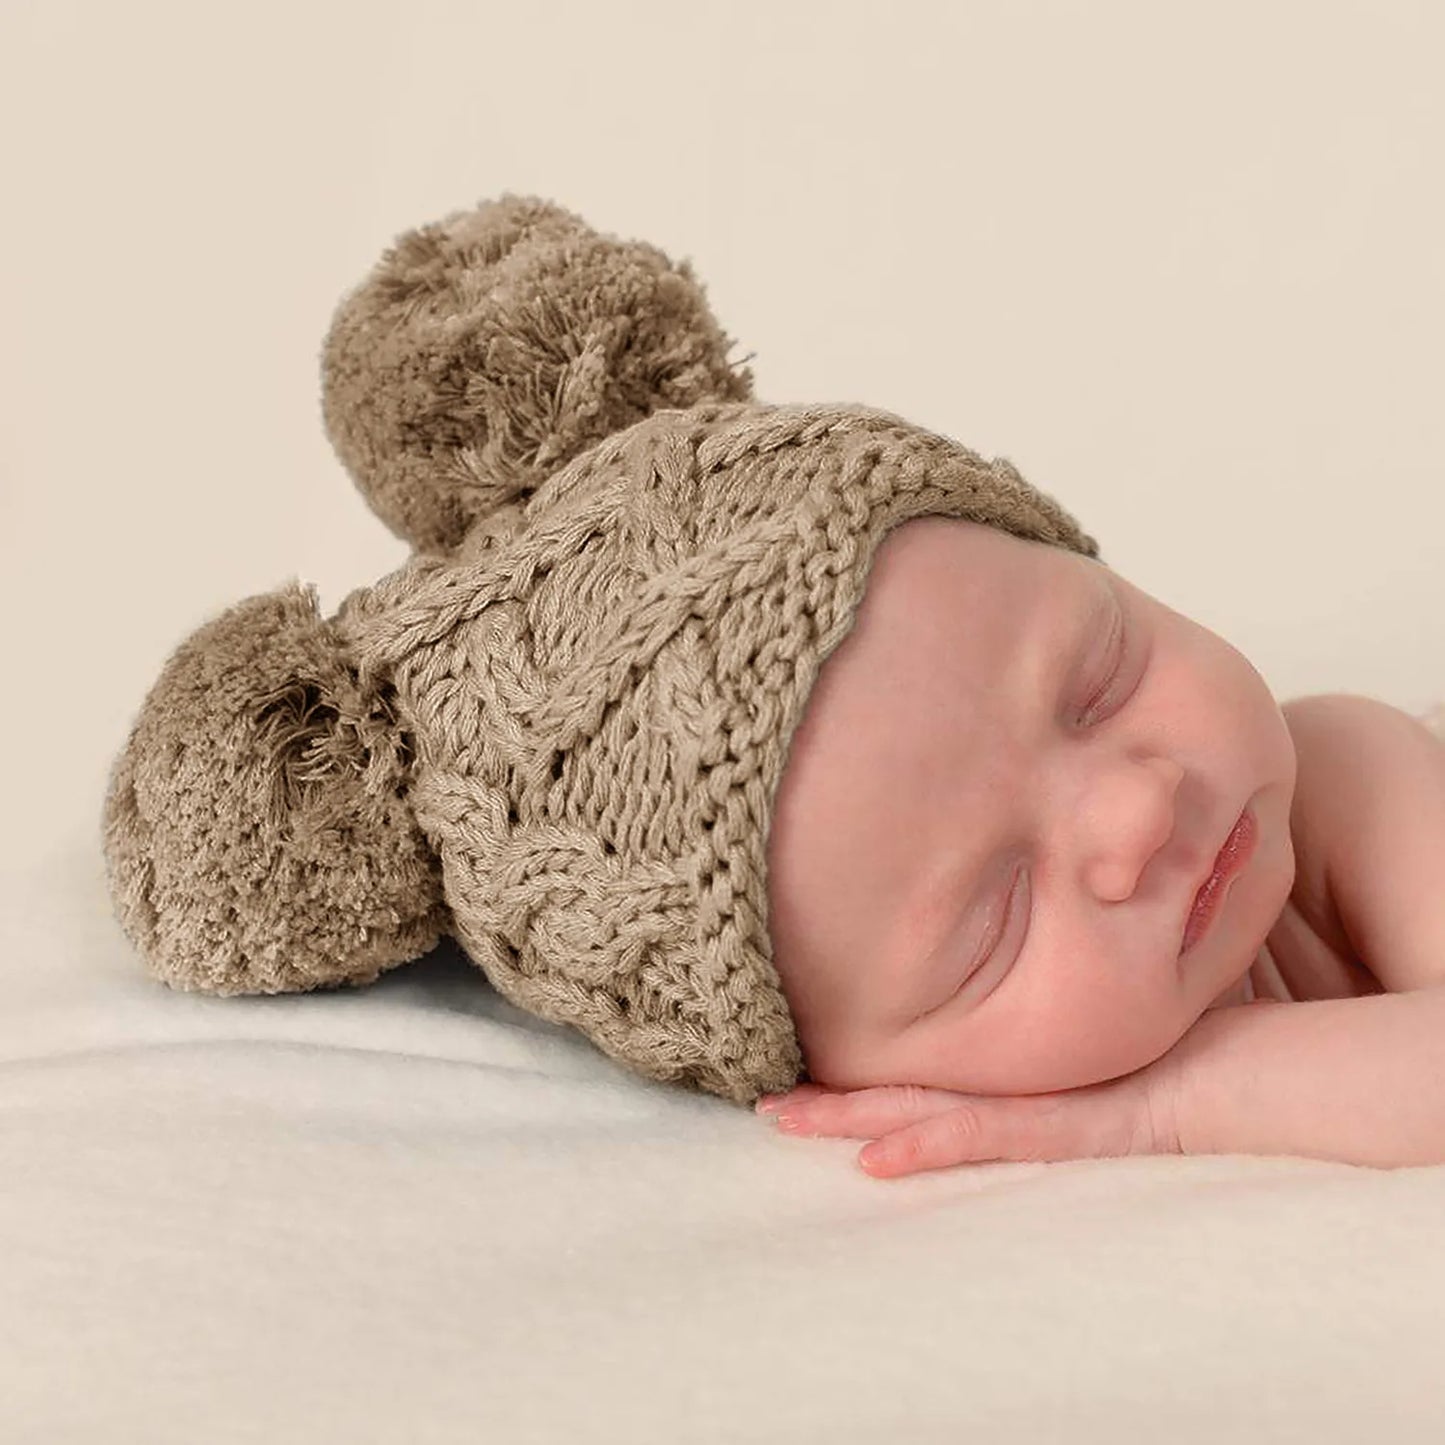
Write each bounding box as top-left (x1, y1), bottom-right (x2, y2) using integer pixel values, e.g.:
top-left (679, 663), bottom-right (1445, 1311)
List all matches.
top-left (102, 193), bottom-right (1099, 1106)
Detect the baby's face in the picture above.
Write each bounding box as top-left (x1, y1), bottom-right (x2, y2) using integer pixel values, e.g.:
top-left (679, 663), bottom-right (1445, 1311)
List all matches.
top-left (764, 515), bottom-right (1299, 1096)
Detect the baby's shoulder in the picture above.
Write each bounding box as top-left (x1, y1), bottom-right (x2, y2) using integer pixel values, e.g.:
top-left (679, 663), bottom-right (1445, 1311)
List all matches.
top-left (1275, 693), bottom-right (1445, 997)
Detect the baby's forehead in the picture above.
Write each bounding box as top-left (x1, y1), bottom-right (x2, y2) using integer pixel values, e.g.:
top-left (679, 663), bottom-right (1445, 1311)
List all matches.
top-left (875, 514), bottom-right (1097, 581)
top-left (786, 525), bottom-right (1102, 773)
top-left (862, 518), bottom-right (1104, 645)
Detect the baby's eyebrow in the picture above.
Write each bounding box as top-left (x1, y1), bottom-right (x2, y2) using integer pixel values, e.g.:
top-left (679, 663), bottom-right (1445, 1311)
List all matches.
top-left (889, 569), bottom-right (1119, 1024)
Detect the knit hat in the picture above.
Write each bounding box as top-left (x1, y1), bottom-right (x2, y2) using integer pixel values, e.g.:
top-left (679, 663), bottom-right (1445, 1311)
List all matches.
top-left (101, 194), bottom-right (1100, 1107)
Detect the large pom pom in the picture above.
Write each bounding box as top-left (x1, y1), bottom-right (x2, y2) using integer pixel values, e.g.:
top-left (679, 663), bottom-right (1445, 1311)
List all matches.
top-left (319, 193), bottom-right (756, 557)
top-left (101, 583), bottom-right (448, 996)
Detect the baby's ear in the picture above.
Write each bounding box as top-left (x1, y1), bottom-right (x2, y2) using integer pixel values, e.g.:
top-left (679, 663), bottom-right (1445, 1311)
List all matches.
top-left (102, 582), bottom-right (448, 996)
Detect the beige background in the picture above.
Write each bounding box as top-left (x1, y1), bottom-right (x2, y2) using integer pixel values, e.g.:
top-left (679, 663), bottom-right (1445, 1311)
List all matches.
top-left (1, 0), bottom-right (1441, 875)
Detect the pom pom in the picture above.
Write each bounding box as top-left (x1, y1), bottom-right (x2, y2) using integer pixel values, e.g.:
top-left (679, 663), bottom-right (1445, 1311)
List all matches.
top-left (320, 193), bottom-right (755, 556)
top-left (101, 582), bottom-right (448, 996)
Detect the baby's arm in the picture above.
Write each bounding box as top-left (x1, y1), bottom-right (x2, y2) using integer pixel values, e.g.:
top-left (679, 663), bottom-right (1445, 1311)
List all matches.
top-left (759, 990), bottom-right (1445, 1174)
top-left (1283, 693), bottom-right (1445, 997)
top-left (1174, 987), bottom-right (1445, 1167)
top-left (760, 990), bottom-right (1445, 1175)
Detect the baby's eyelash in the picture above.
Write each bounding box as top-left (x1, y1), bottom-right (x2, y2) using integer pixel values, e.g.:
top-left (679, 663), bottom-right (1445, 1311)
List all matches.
top-left (1080, 609), bottom-right (1128, 723)
top-left (975, 862), bottom-right (1027, 971)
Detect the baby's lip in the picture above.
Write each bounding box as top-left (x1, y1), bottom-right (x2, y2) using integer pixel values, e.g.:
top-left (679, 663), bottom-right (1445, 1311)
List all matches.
top-left (1178, 805), bottom-right (1256, 949)
top-left (1191, 817), bottom-right (1233, 897)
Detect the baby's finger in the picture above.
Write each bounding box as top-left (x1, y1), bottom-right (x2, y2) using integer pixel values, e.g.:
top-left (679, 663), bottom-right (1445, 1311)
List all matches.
top-left (857, 1105), bottom-right (1011, 1177)
top-left (771, 1084), bottom-right (971, 1139)
top-left (856, 1085), bottom-right (1149, 1176)
top-left (755, 1083), bottom-right (830, 1113)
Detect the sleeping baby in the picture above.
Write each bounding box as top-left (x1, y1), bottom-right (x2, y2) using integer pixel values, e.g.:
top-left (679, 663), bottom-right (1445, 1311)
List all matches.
top-left (102, 194), bottom-right (1444, 1182)
top-left (757, 516), bottom-right (1445, 1175)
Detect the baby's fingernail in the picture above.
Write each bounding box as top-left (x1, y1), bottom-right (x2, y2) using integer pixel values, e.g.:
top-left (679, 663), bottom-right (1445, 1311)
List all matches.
top-left (755, 1095), bottom-right (788, 1115)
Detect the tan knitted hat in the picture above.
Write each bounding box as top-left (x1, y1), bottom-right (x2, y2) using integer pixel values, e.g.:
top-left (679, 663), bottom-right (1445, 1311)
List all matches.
top-left (101, 194), bottom-right (1100, 1107)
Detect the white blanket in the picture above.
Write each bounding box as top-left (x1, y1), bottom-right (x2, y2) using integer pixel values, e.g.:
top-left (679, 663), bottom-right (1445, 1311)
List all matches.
top-left (4, 751), bottom-right (1445, 1442)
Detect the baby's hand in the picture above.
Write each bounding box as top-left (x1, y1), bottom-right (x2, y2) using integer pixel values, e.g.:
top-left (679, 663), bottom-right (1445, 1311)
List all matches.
top-left (757, 1049), bottom-right (1187, 1178)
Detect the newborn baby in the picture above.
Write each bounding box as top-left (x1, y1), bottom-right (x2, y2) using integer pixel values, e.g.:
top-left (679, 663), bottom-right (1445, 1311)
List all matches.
top-left (760, 515), bottom-right (1444, 1169)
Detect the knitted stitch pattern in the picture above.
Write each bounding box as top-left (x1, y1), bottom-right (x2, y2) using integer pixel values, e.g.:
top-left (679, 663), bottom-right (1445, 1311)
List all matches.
top-left (102, 195), bottom-right (1100, 1107)
top-left (333, 398), bottom-right (1098, 1104)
